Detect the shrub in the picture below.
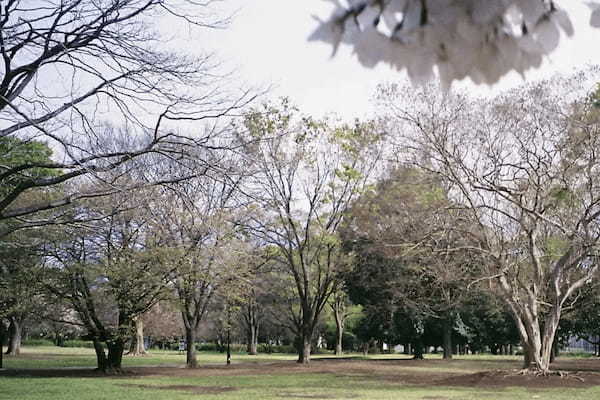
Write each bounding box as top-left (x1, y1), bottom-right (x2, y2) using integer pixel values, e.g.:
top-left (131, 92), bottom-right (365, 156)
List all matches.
top-left (62, 340), bottom-right (95, 348)
top-left (196, 343), bottom-right (218, 352)
top-left (196, 343), bottom-right (247, 353)
top-left (257, 344), bottom-right (296, 354)
top-left (22, 339), bottom-right (55, 347)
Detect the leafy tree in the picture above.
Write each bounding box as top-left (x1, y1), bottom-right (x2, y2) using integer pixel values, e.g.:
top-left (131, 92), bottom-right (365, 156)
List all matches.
top-left (560, 283), bottom-right (600, 356)
top-left (44, 191), bottom-right (172, 373)
top-left (459, 291), bottom-right (521, 355)
top-left (341, 167), bottom-right (480, 359)
top-left (244, 100), bottom-right (383, 363)
top-left (149, 174), bottom-right (254, 368)
top-left (378, 73), bottom-right (600, 373)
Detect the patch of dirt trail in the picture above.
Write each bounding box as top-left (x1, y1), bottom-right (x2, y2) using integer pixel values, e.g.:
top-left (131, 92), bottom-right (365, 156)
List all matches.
top-left (4, 357), bottom-right (600, 389)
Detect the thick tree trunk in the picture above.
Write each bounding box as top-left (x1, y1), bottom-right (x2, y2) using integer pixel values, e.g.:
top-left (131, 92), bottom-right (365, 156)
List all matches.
top-left (511, 305), bottom-right (561, 373)
top-left (5, 317), bottom-right (22, 356)
top-left (93, 338), bottom-right (125, 373)
top-left (185, 328), bottom-right (197, 368)
top-left (93, 339), bottom-right (108, 371)
top-left (106, 339), bottom-right (125, 372)
top-left (522, 342), bottom-right (533, 369)
top-left (442, 319), bottom-right (453, 360)
top-left (297, 334), bottom-right (312, 364)
top-left (297, 306), bottom-right (314, 364)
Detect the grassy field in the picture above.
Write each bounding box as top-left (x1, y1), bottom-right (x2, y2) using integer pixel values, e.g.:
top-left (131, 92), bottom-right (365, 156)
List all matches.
top-left (2, 346), bottom-right (600, 400)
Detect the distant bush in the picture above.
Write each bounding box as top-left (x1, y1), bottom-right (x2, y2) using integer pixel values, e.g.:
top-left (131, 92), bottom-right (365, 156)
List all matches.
top-left (257, 344), bottom-right (296, 354)
top-left (62, 340), bottom-right (95, 348)
top-left (196, 343), bottom-right (246, 353)
top-left (22, 339), bottom-right (55, 347)
top-left (196, 343), bottom-right (218, 352)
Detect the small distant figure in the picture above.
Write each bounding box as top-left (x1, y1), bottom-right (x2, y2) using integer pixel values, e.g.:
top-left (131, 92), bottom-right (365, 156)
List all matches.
top-left (178, 340), bottom-right (186, 354)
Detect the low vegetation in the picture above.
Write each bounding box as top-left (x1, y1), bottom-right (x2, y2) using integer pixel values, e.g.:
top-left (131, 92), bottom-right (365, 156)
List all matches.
top-left (3, 346), bottom-right (600, 400)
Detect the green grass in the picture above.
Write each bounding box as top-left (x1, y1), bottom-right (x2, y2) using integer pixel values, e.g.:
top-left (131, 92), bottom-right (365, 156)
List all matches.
top-left (0, 346), bottom-right (328, 369)
top-left (0, 345), bottom-right (420, 369)
top-left (2, 371), bottom-right (600, 400)
top-left (3, 346), bottom-right (600, 399)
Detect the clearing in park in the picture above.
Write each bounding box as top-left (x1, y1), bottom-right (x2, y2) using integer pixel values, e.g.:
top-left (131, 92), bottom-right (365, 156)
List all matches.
top-left (3, 347), bottom-right (600, 400)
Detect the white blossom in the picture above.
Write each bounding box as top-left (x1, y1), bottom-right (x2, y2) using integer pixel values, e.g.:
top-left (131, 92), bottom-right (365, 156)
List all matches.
top-left (309, 0), bottom-right (596, 86)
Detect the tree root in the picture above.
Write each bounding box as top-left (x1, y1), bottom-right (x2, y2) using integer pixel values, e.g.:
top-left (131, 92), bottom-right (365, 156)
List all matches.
top-left (506, 369), bottom-right (585, 382)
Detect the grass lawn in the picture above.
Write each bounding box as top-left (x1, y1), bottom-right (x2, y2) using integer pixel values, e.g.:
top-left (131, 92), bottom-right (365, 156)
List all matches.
top-left (2, 346), bottom-right (600, 399)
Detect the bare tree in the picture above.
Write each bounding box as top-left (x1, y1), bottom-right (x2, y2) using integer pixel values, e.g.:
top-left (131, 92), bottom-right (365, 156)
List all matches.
top-left (149, 172), bottom-right (253, 368)
top-left (243, 101), bottom-right (383, 363)
top-left (379, 74), bottom-right (600, 373)
top-left (0, 0), bottom-right (254, 229)
top-left (329, 289), bottom-right (351, 356)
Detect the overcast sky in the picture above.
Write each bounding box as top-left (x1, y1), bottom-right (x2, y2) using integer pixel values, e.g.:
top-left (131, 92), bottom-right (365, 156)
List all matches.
top-left (189, 1), bottom-right (600, 120)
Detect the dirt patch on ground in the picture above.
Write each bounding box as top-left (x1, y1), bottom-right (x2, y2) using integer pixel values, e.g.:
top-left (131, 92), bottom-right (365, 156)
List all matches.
top-left (4, 357), bottom-right (600, 389)
top-left (120, 383), bottom-right (237, 394)
top-left (436, 369), bottom-right (600, 388)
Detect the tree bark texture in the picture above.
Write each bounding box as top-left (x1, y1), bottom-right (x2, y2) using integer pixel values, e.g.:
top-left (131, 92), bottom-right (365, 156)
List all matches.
top-left (333, 299), bottom-right (345, 356)
top-left (244, 300), bottom-right (259, 355)
top-left (185, 328), bottom-right (197, 368)
top-left (128, 317), bottom-right (146, 356)
top-left (0, 320), bottom-right (5, 368)
top-left (5, 316), bottom-right (22, 355)
top-left (442, 319), bottom-right (453, 360)
top-left (93, 339), bottom-right (125, 373)
top-left (298, 334), bottom-right (312, 364)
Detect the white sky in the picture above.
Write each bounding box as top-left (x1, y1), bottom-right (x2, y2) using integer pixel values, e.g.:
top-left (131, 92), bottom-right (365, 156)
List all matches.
top-left (189, 0), bottom-right (600, 120)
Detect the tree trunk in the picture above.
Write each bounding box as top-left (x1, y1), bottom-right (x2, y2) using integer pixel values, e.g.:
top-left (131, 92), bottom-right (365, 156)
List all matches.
top-left (297, 306), bottom-right (314, 364)
top-left (226, 328), bottom-right (231, 365)
top-left (93, 339), bottom-right (108, 371)
top-left (105, 339), bottom-right (125, 372)
top-left (128, 318), bottom-right (146, 356)
top-left (247, 323), bottom-right (258, 355)
top-left (442, 319), bottom-right (453, 360)
top-left (413, 339), bottom-right (424, 360)
top-left (335, 328), bottom-right (343, 356)
top-left (332, 296), bottom-right (345, 356)
top-left (0, 320), bottom-right (5, 368)
top-left (550, 337), bottom-right (559, 364)
top-left (245, 303), bottom-right (259, 355)
top-left (185, 328), bottom-right (197, 368)
top-left (93, 338), bottom-right (125, 373)
top-left (511, 305), bottom-right (561, 373)
top-left (5, 317), bottom-right (22, 356)
top-left (297, 334), bottom-right (312, 364)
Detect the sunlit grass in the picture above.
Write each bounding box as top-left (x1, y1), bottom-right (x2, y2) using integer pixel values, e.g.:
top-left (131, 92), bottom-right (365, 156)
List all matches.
top-left (2, 369), bottom-right (600, 400)
top-left (3, 346), bottom-right (600, 399)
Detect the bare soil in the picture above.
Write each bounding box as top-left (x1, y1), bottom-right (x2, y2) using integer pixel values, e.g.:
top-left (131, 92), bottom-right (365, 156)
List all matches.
top-left (3, 357), bottom-right (600, 389)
